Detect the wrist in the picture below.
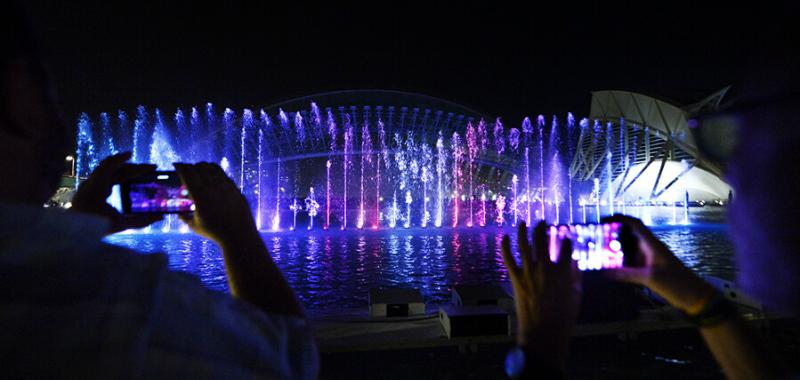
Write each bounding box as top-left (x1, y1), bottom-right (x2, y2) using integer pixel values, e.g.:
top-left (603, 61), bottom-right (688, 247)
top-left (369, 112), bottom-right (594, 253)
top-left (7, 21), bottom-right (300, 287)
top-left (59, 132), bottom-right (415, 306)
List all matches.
top-left (517, 327), bottom-right (569, 368)
top-left (217, 225), bottom-right (263, 251)
top-left (506, 345), bottom-right (566, 379)
top-left (651, 268), bottom-right (715, 314)
top-left (682, 290), bottom-right (738, 327)
top-left (681, 282), bottom-right (717, 316)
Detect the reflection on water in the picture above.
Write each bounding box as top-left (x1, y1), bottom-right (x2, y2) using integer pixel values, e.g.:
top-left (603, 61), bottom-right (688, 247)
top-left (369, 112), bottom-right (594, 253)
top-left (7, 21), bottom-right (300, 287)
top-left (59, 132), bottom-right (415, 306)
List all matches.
top-left (651, 224), bottom-right (735, 281)
top-left (106, 224), bottom-right (734, 310)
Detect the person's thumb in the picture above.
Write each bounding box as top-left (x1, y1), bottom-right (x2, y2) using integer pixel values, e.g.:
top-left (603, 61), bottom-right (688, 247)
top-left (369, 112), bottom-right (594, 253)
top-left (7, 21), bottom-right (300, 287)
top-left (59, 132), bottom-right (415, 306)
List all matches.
top-left (178, 213), bottom-right (195, 226)
top-left (604, 267), bottom-right (651, 285)
top-left (179, 213), bottom-right (204, 233)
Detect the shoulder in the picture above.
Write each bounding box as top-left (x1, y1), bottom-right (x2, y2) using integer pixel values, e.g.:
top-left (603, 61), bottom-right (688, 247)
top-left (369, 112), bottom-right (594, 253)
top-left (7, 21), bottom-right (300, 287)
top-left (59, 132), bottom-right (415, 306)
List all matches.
top-left (146, 268), bottom-right (318, 379)
top-left (0, 242), bottom-right (171, 378)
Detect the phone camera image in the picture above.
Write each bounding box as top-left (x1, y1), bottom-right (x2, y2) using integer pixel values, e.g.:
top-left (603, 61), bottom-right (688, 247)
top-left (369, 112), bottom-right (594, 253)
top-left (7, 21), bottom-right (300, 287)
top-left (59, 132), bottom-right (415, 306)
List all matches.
top-left (122, 172), bottom-right (194, 214)
top-left (550, 222), bottom-right (624, 271)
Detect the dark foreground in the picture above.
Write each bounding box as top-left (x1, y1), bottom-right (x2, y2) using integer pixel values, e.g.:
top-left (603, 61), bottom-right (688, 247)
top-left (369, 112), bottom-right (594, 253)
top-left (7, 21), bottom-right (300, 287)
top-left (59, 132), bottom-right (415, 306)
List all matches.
top-left (320, 319), bottom-right (800, 379)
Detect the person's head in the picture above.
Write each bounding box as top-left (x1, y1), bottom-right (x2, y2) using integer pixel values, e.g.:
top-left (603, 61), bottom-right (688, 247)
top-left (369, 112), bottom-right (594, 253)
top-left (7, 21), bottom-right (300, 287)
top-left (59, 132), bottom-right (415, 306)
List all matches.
top-left (696, 60), bottom-right (800, 314)
top-left (0, 2), bottom-right (69, 205)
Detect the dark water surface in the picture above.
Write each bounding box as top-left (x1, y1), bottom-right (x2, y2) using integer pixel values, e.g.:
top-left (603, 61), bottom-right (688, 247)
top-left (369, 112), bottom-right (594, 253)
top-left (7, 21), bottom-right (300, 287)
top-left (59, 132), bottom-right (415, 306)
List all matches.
top-left (106, 222), bottom-right (734, 310)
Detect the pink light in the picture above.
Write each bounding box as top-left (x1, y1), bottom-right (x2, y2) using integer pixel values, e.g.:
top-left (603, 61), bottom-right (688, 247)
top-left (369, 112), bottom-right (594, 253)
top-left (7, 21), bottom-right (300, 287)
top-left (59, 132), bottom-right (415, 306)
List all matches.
top-left (452, 193), bottom-right (459, 228)
top-left (375, 157), bottom-right (381, 228)
top-left (325, 159), bottom-right (331, 229)
top-left (481, 191), bottom-right (487, 227)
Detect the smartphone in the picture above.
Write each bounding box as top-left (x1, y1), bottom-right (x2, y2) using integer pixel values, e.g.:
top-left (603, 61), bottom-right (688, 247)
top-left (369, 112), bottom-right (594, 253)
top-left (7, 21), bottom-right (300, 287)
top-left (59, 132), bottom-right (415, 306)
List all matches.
top-left (549, 222), bottom-right (625, 271)
top-left (120, 171), bottom-right (194, 214)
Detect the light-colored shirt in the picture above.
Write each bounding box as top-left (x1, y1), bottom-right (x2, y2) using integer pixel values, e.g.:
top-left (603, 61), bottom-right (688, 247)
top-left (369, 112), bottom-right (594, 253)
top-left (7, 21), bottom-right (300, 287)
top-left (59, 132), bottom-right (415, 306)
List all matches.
top-left (0, 203), bottom-right (318, 379)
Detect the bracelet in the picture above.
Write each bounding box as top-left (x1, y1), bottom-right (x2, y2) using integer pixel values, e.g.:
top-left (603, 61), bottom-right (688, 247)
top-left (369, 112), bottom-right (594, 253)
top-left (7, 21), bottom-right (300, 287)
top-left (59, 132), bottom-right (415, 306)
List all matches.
top-left (682, 290), bottom-right (738, 327)
top-left (505, 346), bottom-right (565, 379)
top-left (683, 284), bottom-right (717, 316)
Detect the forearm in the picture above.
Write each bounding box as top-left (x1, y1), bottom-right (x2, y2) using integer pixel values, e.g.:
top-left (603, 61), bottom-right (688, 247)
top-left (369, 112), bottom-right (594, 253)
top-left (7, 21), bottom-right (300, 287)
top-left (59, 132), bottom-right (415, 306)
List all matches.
top-left (700, 317), bottom-right (783, 380)
top-left (219, 228), bottom-right (305, 318)
top-left (650, 271), bottom-right (783, 378)
top-left (659, 277), bottom-right (782, 378)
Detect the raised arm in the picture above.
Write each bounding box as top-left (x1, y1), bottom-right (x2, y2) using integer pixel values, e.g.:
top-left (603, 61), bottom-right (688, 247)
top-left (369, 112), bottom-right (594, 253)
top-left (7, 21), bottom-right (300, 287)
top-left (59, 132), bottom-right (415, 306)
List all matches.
top-left (175, 162), bottom-right (304, 318)
top-left (604, 214), bottom-right (784, 380)
top-left (501, 221), bottom-right (581, 378)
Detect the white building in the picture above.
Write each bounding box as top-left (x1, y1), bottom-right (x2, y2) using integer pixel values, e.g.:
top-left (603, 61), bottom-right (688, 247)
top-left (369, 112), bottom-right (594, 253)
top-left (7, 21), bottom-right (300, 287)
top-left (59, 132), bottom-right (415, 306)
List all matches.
top-left (571, 88), bottom-right (733, 204)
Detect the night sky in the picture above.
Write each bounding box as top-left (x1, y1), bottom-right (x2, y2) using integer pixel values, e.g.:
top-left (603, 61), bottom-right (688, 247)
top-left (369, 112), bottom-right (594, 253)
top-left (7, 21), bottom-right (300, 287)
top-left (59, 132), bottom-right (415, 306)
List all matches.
top-left (26, 2), bottom-right (797, 126)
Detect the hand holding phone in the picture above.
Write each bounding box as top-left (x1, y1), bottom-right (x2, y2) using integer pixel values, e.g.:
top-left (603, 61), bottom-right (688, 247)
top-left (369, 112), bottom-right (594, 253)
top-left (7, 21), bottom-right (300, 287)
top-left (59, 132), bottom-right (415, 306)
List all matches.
top-left (173, 162), bottom-right (258, 244)
top-left (501, 221), bottom-right (581, 368)
top-left (70, 152), bottom-right (163, 233)
top-left (601, 215), bottom-right (715, 315)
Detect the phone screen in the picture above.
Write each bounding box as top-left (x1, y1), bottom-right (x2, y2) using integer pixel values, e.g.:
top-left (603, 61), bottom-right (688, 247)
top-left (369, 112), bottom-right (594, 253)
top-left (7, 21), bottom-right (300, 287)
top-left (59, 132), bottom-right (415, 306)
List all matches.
top-left (121, 171), bottom-right (194, 214)
top-left (549, 223), bottom-right (624, 271)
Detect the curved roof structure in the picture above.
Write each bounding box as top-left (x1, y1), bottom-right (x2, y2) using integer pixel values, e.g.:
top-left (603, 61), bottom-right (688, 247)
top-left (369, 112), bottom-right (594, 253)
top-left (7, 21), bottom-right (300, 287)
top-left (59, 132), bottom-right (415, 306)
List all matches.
top-left (255, 89), bottom-right (492, 159)
top-left (263, 89), bottom-right (489, 121)
top-left (606, 161), bottom-right (732, 202)
top-left (250, 89), bottom-right (520, 176)
top-left (589, 88), bottom-right (729, 176)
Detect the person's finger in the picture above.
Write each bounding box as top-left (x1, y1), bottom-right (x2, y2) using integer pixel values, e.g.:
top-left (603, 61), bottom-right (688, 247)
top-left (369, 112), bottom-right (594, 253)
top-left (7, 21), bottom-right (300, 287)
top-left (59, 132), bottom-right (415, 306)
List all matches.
top-left (602, 214), bottom-right (655, 242)
top-left (176, 164), bottom-right (212, 207)
top-left (78, 152), bottom-right (133, 195)
top-left (603, 267), bottom-right (650, 285)
top-left (516, 222), bottom-right (533, 272)
top-left (533, 221), bottom-right (549, 267)
top-left (606, 213), bottom-right (673, 265)
top-left (206, 162), bottom-right (238, 188)
top-left (194, 162), bottom-right (214, 183)
top-left (98, 151), bottom-right (132, 168)
top-left (93, 152), bottom-right (133, 179)
top-left (602, 214), bottom-right (658, 266)
top-left (175, 163), bottom-right (203, 196)
top-left (571, 255), bottom-right (582, 291)
top-left (501, 234), bottom-right (521, 281)
top-left (113, 163), bottom-right (157, 184)
top-left (208, 162), bottom-right (227, 177)
top-left (556, 234), bottom-right (574, 272)
top-left (178, 213), bottom-right (197, 229)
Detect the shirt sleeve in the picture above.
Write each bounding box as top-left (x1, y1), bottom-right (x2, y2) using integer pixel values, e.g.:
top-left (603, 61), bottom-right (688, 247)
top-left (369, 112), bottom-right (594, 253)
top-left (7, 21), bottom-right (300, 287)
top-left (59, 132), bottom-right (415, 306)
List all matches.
top-left (144, 269), bottom-right (319, 379)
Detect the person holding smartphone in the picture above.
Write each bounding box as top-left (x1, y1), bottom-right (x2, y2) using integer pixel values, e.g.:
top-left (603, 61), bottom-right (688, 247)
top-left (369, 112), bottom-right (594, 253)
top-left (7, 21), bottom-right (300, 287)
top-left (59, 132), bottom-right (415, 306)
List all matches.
top-left (0, 4), bottom-right (316, 378)
top-left (502, 217), bottom-right (787, 379)
top-left (501, 65), bottom-right (799, 379)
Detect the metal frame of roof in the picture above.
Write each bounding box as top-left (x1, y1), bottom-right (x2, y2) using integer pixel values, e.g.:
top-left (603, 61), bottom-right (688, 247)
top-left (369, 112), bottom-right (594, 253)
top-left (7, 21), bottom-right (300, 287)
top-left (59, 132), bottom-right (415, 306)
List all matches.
top-left (571, 88), bottom-right (729, 201)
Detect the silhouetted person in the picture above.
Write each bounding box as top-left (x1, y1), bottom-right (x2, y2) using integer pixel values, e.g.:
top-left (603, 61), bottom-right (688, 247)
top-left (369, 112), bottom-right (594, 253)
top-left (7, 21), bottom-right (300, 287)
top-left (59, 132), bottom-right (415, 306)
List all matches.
top-left (0, 4), bottom-right (317, 378)
top-left (502, 63), bottom-right (799, 379)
